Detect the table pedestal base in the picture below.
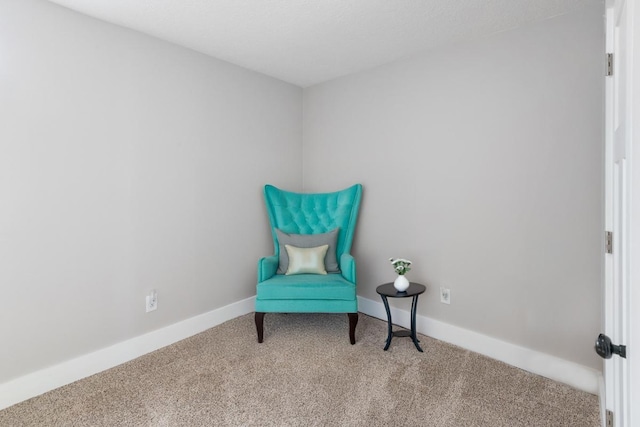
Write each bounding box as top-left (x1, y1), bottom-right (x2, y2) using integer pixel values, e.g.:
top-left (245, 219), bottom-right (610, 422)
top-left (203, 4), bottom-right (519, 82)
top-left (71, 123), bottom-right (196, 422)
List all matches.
top-left (381, 294), bottom-right (423, 352)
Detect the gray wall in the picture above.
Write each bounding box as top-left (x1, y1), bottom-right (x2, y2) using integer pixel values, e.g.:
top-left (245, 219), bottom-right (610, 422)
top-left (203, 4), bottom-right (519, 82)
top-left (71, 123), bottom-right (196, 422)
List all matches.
top-left (0, 0), bottom-right (605, 385)
top-left (303, 5), bottom-right (604, 369)
top-left (0, 0), bottom-right (302, 383)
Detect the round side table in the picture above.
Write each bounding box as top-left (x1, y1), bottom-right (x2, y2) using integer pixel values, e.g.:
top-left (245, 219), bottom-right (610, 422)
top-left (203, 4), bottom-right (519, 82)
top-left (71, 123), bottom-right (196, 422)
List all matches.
top-left (376, 282), bottom-right (426, 352)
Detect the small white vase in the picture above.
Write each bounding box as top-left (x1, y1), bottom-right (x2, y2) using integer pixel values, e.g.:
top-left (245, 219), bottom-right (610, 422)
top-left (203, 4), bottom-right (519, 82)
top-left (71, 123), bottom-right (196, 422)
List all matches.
top-left (393, 275), bottom-right (410, 292)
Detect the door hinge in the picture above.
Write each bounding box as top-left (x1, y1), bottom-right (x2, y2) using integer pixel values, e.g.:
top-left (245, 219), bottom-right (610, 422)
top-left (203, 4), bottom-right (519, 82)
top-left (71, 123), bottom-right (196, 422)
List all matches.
top-left (606, 231), bottom-right (613, 254)
top-left (606, 409), bottom-right (614, 427)
top-left (606, 53), bottom-right (613, 76)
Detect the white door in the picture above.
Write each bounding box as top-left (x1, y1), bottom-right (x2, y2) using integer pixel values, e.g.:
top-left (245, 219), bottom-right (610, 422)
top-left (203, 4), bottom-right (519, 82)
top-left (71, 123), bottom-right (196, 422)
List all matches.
top-left (602, 0), bottom-right (635, 426)
top-left (630, 0), bottom-right (640, 423)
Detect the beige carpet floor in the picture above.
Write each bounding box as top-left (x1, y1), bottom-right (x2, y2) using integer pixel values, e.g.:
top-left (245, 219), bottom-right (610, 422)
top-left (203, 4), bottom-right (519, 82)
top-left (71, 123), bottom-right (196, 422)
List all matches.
top-left (0, 313), bottom-right (599, 426)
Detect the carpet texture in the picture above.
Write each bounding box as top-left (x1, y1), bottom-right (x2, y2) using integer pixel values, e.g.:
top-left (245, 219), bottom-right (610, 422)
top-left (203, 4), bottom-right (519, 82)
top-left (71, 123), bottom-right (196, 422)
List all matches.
top-left (0, 313), bottom-right (599, 426)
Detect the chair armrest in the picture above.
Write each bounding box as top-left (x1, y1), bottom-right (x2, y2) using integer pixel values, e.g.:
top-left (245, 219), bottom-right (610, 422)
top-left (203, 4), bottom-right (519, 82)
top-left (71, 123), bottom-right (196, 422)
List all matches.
top-left (258, 255), bottom-right (279, 282)
top-left (340, 253), bottom-right (357, 283)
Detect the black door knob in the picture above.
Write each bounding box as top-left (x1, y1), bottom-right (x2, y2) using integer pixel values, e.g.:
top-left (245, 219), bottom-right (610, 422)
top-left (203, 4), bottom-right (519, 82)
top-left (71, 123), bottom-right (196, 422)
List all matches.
top-left (595, 333), bottom-right (626, 359)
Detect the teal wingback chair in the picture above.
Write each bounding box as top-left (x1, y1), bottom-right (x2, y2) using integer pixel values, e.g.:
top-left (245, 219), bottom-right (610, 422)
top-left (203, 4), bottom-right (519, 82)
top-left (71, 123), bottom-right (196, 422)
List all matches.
top-left (255, 184), bottom-right (363, 344)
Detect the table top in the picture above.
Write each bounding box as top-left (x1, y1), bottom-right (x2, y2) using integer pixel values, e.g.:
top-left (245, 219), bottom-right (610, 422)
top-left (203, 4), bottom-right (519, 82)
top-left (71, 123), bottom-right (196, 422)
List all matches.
top-left (376, 282), bottom-right (426, 298)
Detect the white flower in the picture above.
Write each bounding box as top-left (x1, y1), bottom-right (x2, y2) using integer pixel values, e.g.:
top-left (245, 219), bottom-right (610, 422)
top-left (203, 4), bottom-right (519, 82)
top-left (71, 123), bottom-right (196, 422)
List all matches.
top-left (390, 257), bottom-right (412, 275)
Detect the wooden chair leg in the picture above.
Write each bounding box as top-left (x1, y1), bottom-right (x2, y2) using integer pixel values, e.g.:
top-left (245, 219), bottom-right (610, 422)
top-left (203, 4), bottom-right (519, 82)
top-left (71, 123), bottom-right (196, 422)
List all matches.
top-left (348, 313), bottom-right (358, 345)
top-left (255, 312), bottom-right (265, 343)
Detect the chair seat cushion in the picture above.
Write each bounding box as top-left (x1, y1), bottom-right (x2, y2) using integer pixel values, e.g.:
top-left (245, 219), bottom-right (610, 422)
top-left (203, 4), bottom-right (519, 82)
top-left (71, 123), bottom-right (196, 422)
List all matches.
top-left (257, 273), bottom-right (355, 301)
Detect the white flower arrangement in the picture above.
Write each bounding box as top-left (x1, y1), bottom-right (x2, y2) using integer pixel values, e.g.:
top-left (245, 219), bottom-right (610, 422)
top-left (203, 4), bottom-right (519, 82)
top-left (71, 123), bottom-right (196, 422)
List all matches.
top-left (389, 258), bottom-right (412, 275)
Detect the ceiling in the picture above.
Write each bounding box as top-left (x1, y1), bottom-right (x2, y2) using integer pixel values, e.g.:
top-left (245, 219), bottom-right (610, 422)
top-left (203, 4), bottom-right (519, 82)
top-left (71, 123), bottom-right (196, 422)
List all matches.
top-left (47, 0), bottom-right (595, 87)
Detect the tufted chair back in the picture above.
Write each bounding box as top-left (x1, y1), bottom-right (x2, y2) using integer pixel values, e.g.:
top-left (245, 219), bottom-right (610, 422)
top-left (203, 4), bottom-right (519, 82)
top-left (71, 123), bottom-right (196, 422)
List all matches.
top-left (264, 184), bottom-right (362, 260)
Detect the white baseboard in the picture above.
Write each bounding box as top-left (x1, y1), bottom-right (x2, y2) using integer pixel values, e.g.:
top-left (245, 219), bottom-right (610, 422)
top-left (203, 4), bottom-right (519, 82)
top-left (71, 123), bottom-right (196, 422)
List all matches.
top-left (0, 296), bottom-right (256, 411)
top-left (1, 295), bottom-right (600, 411)
top-left (357, 296), bottom-right (600, 395)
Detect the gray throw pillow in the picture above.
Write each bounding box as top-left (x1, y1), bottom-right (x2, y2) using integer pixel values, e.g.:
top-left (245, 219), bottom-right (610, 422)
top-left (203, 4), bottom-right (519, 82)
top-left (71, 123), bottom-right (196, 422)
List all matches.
top-left (276, 228), bottom-right (340, 274)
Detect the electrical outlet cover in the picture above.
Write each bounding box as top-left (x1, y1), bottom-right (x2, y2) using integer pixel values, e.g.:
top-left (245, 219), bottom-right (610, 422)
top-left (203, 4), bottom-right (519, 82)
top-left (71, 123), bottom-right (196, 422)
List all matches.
top-left (440, 287), bottom-right (451, 304)
top-left (146, 290), bottom-right (158, 312)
